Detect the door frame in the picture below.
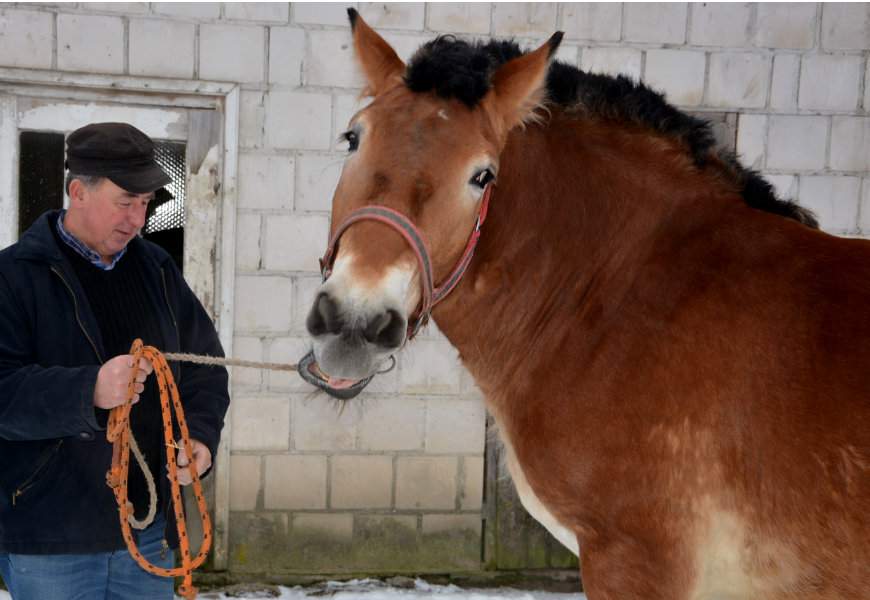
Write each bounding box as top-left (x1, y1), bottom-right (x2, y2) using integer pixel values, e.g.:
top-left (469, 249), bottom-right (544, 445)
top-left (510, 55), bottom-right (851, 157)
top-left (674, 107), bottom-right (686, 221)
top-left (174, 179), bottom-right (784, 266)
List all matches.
top-left (0, 67), bottom-right (239, 569)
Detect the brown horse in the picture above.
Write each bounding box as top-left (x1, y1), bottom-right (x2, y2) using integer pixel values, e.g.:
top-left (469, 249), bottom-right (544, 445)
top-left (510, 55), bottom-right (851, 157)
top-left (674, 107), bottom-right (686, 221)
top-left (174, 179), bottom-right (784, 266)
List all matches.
top-left (305, 10), bottom-right (870, 599)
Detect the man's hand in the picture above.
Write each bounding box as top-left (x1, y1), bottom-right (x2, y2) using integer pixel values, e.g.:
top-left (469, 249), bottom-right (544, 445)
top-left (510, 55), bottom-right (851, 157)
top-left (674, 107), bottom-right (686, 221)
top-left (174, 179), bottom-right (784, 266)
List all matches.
top-left (173, 438), bottom-right (212, 485)
top-left (94, 355), bottom-right (153, 410)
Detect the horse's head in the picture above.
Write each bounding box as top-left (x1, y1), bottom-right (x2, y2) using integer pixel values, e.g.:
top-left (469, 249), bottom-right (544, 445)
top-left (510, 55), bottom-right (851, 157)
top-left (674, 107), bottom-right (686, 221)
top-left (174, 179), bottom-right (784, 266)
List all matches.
top-left (305, 9), bottom-right (562, 390)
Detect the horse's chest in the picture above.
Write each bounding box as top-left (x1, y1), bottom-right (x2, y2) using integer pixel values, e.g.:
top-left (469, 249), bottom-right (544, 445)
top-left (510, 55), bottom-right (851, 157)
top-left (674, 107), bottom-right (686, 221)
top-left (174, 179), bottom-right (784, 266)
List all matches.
top-left (496, 424), bottom-right (580, 556)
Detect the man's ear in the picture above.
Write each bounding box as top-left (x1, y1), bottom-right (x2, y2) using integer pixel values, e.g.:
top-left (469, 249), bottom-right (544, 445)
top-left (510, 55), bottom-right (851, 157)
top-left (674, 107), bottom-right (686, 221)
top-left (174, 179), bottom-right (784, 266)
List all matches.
top-left (347, 8), bottom-right (406, 97)
top-left (482, 32), bottom-right (563, 137)
top-left (67, 178), bottom-right (86, 204)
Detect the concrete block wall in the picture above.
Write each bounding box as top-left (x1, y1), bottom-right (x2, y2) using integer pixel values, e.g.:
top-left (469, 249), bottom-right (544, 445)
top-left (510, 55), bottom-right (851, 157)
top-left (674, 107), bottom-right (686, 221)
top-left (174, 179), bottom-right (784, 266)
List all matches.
top-left (2, 2), bottom-right (868, 575)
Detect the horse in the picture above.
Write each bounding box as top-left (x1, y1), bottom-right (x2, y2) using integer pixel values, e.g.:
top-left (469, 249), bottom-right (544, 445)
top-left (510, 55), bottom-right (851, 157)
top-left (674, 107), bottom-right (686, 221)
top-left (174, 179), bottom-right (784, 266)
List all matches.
top-left (304, 9), bottom-right (870, 599)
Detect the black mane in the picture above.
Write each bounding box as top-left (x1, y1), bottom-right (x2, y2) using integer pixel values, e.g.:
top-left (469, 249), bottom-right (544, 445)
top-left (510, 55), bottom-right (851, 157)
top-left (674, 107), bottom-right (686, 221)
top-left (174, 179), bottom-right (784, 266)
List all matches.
top-left (405, 37), bottom-right (817, 228)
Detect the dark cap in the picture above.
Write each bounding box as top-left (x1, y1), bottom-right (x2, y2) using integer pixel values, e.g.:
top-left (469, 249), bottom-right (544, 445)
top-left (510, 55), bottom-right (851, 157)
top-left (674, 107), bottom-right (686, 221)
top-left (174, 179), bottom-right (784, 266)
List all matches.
top-left (66, 122), bottom-right (173, 201)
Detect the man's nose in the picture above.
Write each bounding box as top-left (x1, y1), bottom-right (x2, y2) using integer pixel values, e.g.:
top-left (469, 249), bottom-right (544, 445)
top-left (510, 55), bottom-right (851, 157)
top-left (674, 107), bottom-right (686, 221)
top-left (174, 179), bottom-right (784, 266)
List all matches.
top-left (130, 205), bottom-right (148, 229)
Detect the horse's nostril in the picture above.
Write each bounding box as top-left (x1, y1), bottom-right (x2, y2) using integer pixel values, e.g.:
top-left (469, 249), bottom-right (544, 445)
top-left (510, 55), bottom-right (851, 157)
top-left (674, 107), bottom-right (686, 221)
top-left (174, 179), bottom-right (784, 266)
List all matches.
top-left (306, 292), bottom-right (342, 336)
top-left (363, 309), bottom-right (405, 348)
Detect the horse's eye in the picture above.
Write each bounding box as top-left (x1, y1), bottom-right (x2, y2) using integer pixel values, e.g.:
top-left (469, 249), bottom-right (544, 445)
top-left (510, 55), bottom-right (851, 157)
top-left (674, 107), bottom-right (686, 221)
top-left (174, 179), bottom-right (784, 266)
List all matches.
top-left (470, 169), bottom-right (494, 189)
top-left (342, 130), bottom-right (359, 152)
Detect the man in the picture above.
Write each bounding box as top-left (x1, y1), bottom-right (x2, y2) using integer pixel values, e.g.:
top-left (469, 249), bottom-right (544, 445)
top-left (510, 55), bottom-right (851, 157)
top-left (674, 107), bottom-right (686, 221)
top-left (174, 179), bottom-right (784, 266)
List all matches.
top-left (0, 122), bottom-right (230, 599)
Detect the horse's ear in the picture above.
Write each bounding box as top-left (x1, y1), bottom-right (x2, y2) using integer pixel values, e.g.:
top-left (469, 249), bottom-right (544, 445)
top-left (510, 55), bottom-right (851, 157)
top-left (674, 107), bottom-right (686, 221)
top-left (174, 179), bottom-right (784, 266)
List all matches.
top-left (485, 32), bottom-right (563, 135)
top-left (348, 8), bottom-right (406, 97)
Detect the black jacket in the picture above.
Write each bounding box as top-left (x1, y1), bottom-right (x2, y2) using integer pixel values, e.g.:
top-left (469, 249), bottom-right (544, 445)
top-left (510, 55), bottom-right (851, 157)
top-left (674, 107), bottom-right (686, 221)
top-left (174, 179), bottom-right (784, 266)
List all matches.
top-left (0, 211), bottom-right (229, 554)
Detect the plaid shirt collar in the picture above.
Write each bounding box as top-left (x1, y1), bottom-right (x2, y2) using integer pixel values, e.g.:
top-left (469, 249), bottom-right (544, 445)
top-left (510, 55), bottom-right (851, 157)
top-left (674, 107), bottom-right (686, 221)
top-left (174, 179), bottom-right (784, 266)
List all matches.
top-left (56, 210), bottom-right (127, 271)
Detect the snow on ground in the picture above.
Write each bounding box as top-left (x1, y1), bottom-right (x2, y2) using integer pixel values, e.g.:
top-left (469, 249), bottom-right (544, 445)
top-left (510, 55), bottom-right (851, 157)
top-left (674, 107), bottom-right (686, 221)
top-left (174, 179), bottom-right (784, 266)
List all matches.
top-left (1, 578), bottom-right (586, 600)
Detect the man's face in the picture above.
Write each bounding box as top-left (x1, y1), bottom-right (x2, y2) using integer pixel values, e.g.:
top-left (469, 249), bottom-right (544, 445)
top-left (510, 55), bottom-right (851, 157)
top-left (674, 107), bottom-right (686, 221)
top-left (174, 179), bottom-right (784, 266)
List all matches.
top-left (70, 178), bottom-right (153, 261)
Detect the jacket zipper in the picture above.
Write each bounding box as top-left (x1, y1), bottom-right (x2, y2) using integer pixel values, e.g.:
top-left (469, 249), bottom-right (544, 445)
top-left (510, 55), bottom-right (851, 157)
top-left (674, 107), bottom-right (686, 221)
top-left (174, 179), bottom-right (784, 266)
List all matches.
top-left (12, 439), bottom-right (64, 506)
top-left (160, 268), bottom-right (181, 367)
top-left (50, 266), bottom-right (104, 364)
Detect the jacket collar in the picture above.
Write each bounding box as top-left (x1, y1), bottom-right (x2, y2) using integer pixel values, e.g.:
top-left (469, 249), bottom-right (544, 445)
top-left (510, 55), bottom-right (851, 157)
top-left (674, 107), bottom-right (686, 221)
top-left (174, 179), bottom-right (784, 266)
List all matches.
top-left (15, 210), bottom-right (167, 271)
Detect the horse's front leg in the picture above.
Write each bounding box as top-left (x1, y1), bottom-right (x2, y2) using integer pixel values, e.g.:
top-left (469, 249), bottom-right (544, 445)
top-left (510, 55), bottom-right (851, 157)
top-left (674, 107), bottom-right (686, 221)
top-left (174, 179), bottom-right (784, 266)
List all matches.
top-left (579, 532), bottom-right (692, 600)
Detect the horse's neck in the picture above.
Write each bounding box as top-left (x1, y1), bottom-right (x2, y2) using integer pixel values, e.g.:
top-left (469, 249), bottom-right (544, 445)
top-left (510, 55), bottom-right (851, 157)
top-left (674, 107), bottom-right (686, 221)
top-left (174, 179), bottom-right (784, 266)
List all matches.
top-left (432, 113), bottom-right (735, 403)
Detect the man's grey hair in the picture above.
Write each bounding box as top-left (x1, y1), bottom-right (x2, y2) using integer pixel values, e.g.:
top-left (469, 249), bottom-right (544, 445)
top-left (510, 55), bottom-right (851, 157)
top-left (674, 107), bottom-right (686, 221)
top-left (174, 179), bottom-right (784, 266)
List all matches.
top-left (64, 172), bottom-right (103, 196)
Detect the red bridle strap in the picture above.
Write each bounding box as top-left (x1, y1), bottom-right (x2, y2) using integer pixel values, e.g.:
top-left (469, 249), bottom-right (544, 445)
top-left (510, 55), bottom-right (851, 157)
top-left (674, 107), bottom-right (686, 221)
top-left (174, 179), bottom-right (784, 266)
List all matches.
top-left (319, 184), bottom-right (493, 339)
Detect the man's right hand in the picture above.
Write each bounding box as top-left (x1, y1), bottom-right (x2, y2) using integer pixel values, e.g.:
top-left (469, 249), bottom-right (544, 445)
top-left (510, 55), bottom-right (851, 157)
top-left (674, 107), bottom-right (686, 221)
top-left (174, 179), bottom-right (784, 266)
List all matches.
top-left (94, 355), bottom-right (154, 410)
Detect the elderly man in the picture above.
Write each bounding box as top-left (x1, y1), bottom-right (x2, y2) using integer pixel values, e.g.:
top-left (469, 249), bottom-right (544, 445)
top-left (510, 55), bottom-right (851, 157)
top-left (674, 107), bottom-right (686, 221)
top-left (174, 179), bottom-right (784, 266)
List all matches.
top-left (0, 122), bottom-right (230, 599)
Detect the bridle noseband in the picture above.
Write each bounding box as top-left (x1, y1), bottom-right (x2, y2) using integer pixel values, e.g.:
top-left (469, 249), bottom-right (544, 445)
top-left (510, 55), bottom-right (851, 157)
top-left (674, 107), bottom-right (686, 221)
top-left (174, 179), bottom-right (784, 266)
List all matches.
top-left (319, 184), bottom-right (493, 339)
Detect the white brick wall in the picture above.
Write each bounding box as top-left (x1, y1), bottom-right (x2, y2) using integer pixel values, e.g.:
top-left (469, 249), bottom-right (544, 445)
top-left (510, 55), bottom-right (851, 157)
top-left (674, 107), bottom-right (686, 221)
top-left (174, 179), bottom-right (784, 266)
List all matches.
top-left (689, 3), bottom-right (751, 47)
top-left (427, 3), bottom-right (491, 35)
top-left (707, 53), bottom-right (770, 108)
top-left (767, 116), bottom-right (828, 171)
top-left (562, 3), bottom-right (621, 42)
top-left (200, 24), bottom-right (265, 83)
top-left (0, 9), bottom-right (53, 69)
top-left (492, 3), bottom-right (557, 38)
top-left (799, 54), bottom-right (862, 111)
top-left (623, 3), bottom-right (687, 44)
top-left (644, 49), bottom-right (705, 106)
top-left (4, 2), bottom-right (867, 572)
top-left (57, 14), bottom-right (124, 74)
top-left (755, 3), bottom-right (816, 50)
top-left (581, 47), bottom-right (641, 80)
top-left (770, 54), bottom-right (800, 110)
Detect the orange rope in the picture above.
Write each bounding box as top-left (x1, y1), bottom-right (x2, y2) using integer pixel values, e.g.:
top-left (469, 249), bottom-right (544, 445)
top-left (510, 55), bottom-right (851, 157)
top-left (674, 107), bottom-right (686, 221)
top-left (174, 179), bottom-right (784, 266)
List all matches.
top-left (106, 339), bottom-right (212, 600)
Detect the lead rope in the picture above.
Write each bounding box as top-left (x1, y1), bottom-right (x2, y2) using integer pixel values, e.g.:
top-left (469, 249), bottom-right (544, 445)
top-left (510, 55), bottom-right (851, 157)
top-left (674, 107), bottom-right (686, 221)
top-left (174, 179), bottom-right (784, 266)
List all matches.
top-left (106, 339), bottom-right (227, 600)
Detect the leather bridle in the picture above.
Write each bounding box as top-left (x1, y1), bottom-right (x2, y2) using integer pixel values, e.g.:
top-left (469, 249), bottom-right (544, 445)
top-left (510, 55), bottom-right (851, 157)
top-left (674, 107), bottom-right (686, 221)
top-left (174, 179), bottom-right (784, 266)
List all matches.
top-left (319, 184), bottom-right (493, 339)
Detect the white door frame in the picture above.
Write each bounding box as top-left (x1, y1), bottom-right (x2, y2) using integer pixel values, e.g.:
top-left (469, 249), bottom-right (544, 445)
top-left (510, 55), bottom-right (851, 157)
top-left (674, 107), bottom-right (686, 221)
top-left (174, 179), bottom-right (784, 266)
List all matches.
top-left (0, 67), bottom-right (239, 569)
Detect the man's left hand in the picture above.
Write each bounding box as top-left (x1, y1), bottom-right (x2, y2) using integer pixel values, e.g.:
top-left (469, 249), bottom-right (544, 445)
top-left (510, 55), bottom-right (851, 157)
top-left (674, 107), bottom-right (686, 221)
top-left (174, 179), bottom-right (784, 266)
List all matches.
top-left (173, 438), bottom-right (212, 485)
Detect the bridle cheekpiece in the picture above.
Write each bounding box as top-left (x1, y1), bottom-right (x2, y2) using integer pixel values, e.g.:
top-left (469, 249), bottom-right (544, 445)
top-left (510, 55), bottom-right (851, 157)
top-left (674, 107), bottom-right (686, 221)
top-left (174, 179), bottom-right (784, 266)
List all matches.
top-left (319, 183), bottom-right (493, 339)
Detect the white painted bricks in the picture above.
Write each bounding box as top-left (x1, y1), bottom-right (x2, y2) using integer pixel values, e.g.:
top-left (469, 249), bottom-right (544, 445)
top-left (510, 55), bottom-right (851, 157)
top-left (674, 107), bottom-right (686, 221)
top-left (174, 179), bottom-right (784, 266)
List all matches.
top-left (821, 3), bottom-right (870, 50)
top-left (581, 48), bottom-right (641, 80)
top-left (830, 117), bottom-right (870, 172)
top-left (0, 9), bottom-right (53, 69)
top-left (238, 153), bottom-right (294, 211)
top-left (755, 3), bottom-right (816, 49)
top-left (57, 14), bottom-right (124, 74)
top-left (234, 275), bottom-right (294, 331)
top-left (644, 50), bottom-right (705, 107)
top-left (231, 396), bottom-right (290, 451)
top-left (129, 19), bottom-right (195, 79)
top-left (770, 54), bottom-right (800, 110)
top-left (707, 53), bottom-right (770, 108)
top-left (152, 3), bottom-right (220, 20)
top-left (427, 3), bottom-right (491, 35)
top-left (293, 3), bottom-right (349, 27)
top-left (737, 114), bottom-right (767, 170)
top-left (561, 3), bottom-right (621, 42)
top-left (623, 3), bottom-right (687, 44)
top-left (798, 176), bottom-right (861, 233)
top-left (263, 214), bottom-right (329, 272)
top-left (264, 454), bottom-right (327, 509)
top-left (357, 396), bottom-right (425, 451)
top-left (266, 91), bottom-right (333, 150)
top-left (359, 3), bottom-right (426, 31)
top-left (799, 55), bottom-right (863, 111)
top-left (331, 455), bottom-right (393, 508)
top-left (425, 398), bottom-right (486, 454)
top-left (395, 457), bottom-right (457, 509)
top-left (229, 454), bottom-right (261, 511)
top-left (492, 3), bottom-right (557, 38)
top-left (689, 3), bottom-right (751, 47)
top-left (766, 116), bottom-right (828, 171)
top-left (861, 182), bottom-right (870, 233)
top-left (235, 212), bottom-right (261, 271)
top-left (269, 27), bottom-right (305, 86)
top-left (224, 2), bottom-right (289, 23)
top-left (199, 24), bottom-right (265, 83)
top-left (295, 153), bottom-right (343, 213)
top-left (306, 30), bottom-right (363, 89)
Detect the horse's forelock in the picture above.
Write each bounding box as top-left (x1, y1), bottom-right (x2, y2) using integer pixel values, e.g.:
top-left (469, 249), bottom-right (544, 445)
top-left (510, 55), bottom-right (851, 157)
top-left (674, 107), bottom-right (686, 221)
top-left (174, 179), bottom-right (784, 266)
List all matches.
top-left (405, 37), bottom-right (523, 107)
